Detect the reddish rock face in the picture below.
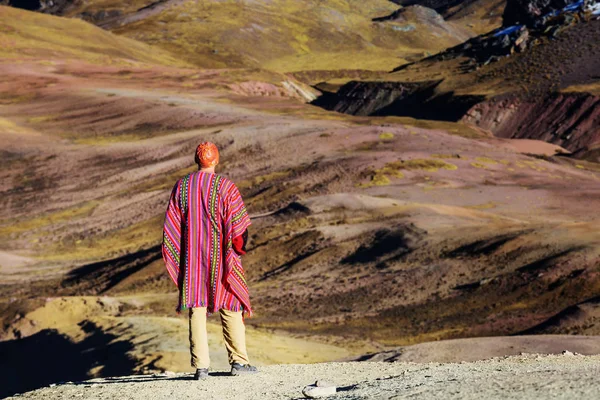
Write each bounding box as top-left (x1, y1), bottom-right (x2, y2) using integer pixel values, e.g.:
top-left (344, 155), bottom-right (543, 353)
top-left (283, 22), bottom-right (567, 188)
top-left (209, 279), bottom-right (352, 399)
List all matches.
top-left (462, 93), bottom-right (600, 159)
top-left (313, 80), bottom-right (600, 161)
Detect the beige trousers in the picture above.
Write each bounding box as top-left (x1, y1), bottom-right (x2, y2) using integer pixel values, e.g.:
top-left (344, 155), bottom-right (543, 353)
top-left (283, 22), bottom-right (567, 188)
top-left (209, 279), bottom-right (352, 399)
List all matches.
top-left (189, 307), bottom-right (250, 369)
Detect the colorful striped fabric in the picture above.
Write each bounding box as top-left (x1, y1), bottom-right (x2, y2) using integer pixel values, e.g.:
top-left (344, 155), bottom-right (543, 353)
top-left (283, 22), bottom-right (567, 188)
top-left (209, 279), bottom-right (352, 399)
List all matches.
top-left (162, 171), bottom-right (253, 316)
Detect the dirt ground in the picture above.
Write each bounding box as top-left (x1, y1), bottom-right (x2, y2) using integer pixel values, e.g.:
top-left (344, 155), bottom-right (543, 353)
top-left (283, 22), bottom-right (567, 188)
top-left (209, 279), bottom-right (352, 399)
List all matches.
top-left (354, 335), bottom-right (600, 362)
top-left (8, 355), bottom-right (600, 400)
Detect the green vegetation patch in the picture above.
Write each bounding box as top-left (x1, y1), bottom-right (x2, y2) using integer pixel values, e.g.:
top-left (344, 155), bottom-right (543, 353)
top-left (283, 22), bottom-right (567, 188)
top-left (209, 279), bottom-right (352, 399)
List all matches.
top-left (369, 173), bottom-right (393, 186)
top-left (471, 162), bottom-right (489, 169)
top-left (515, 160), bottom-right (547, 172)
top-left (237, 170), bottom-right (293, 190)
top-left (394, 159), bottom-right (458, 172)
top-left (474, 157), bottom-right (497, 164)
top-left (359, 158), bottom-right (457, 187)
top-left (431, 153), bottom-right (463, 159)
top-left (27, 115), bottom-right (57, 124)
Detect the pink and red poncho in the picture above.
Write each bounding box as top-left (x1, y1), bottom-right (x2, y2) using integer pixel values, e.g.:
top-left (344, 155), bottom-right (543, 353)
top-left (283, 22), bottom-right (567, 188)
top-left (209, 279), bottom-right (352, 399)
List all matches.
top-left (162, 171), bottom-right (252, 316)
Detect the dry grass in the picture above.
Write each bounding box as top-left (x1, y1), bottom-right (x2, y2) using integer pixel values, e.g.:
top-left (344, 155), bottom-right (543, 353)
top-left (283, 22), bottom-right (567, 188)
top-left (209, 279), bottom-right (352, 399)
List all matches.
top-left (0, 6), bottom-right (186, 67)
top-left (237, 171), bottom-right (293, 191)
top-left (68, 0), bottom-right (477, 72)
top-left (397, 159), bottom-right (459, 172)
top-left (0, 117), bottom-right (33, 134)
top-left (0, 201), bottom-right (99, 237)
top-left (360, 158), bottom-right (458, 187)
top-left (475, 157), bottom-right (497, 164)
top-left (432, 153), bottom-right (464, 159)
top-left (562, 82), bottom-right (600, 96)
top-left (44, 215), bottom-right (163, 262)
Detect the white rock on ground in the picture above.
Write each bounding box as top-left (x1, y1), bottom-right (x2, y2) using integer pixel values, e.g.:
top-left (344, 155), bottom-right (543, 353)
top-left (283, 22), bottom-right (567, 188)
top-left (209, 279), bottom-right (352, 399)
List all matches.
top-left (6, 355), bottom-right (600, 400)
top-left (302, 380), bottom-right (337, 398)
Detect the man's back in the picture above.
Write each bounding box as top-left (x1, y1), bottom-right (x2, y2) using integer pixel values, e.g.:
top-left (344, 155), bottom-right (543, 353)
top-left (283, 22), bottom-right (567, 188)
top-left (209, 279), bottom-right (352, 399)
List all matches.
top-left (163, 170), bottom-right (252, 315)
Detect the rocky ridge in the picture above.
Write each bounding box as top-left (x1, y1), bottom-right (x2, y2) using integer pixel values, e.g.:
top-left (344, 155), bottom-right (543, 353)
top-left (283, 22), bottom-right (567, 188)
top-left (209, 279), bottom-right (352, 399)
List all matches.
top-left (313, 0), bottom-right (600, 159)
top-left (422, 0), bottom-right (600, 69)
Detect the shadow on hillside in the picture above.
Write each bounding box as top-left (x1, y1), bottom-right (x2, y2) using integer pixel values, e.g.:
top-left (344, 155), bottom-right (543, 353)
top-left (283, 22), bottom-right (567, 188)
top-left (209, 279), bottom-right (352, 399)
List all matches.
top-left (8, 0), bottom-right (42, 12)
top-left (517, 295), bottom-right (600, 335)
top-left (61, 245), bottom-right (162, 294)
top-left (341, 224), bottom-right (425, 269)
top-left (0, 321), bottom-right (137, 398)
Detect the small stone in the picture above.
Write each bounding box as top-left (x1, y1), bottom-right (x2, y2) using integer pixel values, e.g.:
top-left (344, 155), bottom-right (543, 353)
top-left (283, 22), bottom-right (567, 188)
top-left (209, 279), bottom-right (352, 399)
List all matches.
top-left (562, 350), bottom-right (574, 356)
top-left (302, 384), bottom-right (337, 398)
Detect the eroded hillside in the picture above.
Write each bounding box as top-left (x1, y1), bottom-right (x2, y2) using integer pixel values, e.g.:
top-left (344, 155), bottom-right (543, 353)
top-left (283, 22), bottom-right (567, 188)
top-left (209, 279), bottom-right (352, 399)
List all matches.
top-left (1, 4), bottom-right (599, 398)
top-left (314, 2), bottom-right (600, 160)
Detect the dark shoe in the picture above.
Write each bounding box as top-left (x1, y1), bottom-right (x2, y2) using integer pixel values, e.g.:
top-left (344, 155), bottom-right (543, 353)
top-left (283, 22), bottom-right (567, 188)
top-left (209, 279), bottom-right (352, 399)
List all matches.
top-left (194, 368), bottom-right (209, 380)
top-left (230, 362), bottom-right (258, 376)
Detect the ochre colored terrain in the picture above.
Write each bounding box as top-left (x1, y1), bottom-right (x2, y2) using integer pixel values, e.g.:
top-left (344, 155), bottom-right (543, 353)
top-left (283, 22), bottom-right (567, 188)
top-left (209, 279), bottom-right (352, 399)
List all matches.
top-left (54, 0), bottom-right (483, 72)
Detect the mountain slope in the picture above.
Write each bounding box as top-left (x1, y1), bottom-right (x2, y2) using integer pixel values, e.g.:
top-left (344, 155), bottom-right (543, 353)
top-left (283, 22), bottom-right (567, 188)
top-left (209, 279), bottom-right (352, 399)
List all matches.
top-left (1, 2), bottom-right (600, 398)
top-left (0, 5), bottom-right (186, 66)
top-left (49, 0), bottom-right (479, 72)
top-left (313, 15), bottom-right (600, 159)
top-left (392, 0), bottom-right (506, 34)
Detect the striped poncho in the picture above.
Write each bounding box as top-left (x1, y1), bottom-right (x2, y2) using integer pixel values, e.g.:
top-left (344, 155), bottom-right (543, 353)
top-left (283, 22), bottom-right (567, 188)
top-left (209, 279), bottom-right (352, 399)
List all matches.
top-left (162, 171), bottom-right (253, 316)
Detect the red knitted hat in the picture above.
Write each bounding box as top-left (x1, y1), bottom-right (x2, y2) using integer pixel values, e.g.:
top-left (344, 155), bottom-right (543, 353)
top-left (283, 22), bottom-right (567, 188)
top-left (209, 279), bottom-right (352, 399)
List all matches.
top-left (195, 142), bottom-right (219, 168)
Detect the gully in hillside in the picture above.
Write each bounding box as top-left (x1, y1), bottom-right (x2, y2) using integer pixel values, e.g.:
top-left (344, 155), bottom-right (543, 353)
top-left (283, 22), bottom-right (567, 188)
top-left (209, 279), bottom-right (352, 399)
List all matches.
top-left (162, 142), bottom-right (258, 380)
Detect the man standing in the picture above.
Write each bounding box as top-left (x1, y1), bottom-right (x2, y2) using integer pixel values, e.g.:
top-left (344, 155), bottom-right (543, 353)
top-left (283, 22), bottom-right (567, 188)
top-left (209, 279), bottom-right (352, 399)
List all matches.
top-left (162, 142), bottom-right (258, 379)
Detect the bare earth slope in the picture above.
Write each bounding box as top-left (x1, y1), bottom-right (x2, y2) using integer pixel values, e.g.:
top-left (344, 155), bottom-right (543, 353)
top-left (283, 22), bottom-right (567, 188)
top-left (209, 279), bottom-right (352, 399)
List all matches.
top-left (8, 355), bottom-right (600, 400)
top-left (391, 0), bottom-right (506, 34)
top-left (355, 335), bottom-right (600, 362)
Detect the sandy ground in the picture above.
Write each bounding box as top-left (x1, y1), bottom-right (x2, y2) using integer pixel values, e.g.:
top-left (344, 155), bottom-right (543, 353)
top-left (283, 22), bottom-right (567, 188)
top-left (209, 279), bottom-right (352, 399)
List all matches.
top-left (2, 296), bottom-right (353, 370)
top-left (8, 355), bottom-right (600, 399)
top-left (0, 251), bottom-right (35, 271)
top-left (485, 138), bottom-right (570, 156)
